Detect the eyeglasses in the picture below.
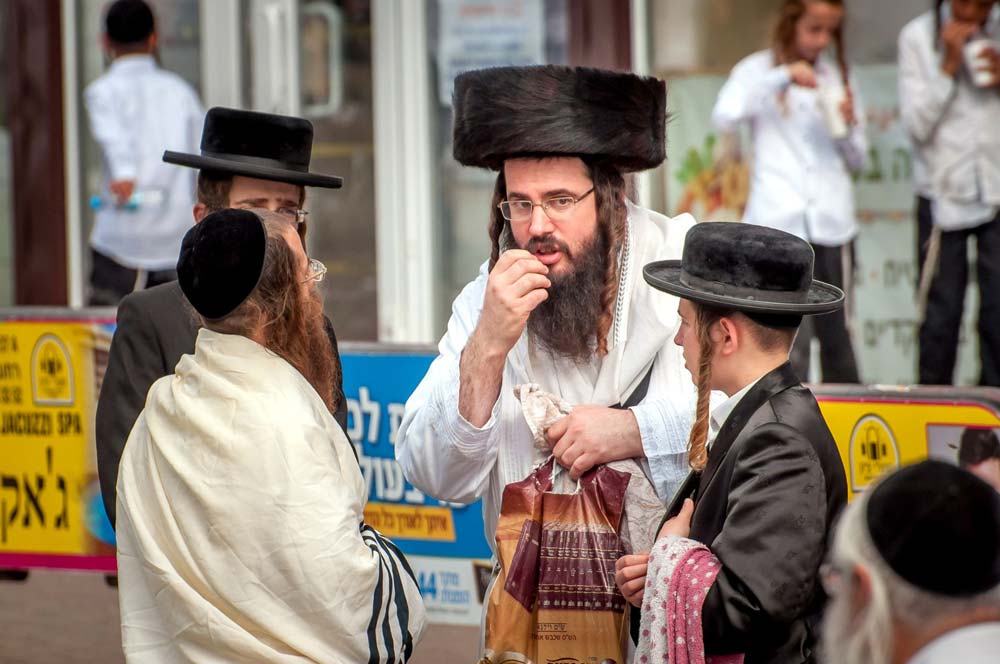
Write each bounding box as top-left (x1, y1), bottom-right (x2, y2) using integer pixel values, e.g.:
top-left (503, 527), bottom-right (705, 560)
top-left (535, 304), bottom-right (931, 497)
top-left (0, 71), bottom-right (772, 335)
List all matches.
top-left (276, 207), bottom-right (309, 226)
top-left (303, 257), bottom-right (327, 284)
top-left (497, 187), bottom-right (595, 222)
top-left (228, 204), bottom-right (309, 226)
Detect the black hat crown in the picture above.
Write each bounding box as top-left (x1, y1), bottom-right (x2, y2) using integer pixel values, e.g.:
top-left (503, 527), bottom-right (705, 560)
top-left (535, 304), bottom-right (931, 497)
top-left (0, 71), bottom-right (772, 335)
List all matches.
top-left (163, 107), bottom-right (343, 189)
top-left (643, 222), bottom-right (844, 315)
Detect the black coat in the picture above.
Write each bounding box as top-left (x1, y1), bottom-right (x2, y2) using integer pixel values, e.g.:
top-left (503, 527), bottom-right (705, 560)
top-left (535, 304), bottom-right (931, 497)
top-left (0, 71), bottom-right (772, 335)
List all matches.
top-left (661, 363), bottom-right (847, 664)
top-left (95, 281), bottom-right (348, 527)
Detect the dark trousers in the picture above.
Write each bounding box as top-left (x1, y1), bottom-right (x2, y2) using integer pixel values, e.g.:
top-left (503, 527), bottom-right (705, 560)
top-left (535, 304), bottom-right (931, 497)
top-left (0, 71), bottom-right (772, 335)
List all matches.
top-left (918, 209), bottom-right (1000, 386)
top-left (88, 250), bottom-right (177, 306)
top-left (790, 242), bottom-right (860, 383)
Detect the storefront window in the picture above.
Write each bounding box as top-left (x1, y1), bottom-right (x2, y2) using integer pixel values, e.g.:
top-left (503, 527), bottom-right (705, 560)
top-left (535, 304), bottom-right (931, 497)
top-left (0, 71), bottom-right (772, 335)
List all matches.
top-left (426, 0), bottom-right (571, 333)
top-left (296, 0), bottom-right (377, 341)
top-left (239, 0), bottom-right (376, 340)
top-left (651, 0), bottom-right (973, 384)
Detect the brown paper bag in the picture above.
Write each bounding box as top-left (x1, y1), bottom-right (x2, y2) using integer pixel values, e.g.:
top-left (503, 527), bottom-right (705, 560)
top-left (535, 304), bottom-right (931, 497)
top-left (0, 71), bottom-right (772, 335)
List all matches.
top-left (481, 458), bottom-right (631, 664)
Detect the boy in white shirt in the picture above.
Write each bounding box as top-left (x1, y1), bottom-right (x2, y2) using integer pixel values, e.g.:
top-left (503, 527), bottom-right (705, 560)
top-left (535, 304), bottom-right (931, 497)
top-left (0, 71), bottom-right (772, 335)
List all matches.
top-left (84, 0), bottom-right (204, 305)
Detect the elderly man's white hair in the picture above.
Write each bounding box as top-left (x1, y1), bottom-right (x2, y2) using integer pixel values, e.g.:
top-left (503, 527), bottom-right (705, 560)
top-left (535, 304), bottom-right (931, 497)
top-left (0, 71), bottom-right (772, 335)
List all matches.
top-left (821, 484), bottom-right (1000, 664)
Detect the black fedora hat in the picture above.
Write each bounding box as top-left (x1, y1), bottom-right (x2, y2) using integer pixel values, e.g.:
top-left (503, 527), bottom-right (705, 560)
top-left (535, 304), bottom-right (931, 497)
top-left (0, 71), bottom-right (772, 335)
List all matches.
top-left (643, 222), bottom-right (844, 315)
top-left (163, 107), bottom-right (343, 189)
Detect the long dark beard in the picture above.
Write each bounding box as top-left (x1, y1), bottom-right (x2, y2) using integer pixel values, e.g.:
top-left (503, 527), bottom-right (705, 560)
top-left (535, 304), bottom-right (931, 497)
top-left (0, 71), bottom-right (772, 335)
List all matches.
top-left (525, 231), bottom-right (609, 361)
top-left (267, 287), bottom-right (335, 413)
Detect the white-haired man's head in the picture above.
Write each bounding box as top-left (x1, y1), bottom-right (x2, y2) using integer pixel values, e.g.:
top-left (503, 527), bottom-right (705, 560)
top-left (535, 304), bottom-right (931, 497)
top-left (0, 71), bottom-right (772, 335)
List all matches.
top-left (821, 460), bottom-right (1000, 664)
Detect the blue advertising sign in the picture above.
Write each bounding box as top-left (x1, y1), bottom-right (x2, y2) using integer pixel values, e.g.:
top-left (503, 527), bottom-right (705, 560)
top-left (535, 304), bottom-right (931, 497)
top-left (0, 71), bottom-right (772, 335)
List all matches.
top-left (340, 351), bottom-right (491, 560)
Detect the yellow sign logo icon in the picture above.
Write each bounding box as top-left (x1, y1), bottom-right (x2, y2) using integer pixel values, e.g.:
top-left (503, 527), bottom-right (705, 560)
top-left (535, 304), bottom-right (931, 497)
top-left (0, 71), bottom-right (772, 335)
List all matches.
top-left (849, 414), bottom-right (900, 492)
top-left (31, 334), bottom-right (74, 406)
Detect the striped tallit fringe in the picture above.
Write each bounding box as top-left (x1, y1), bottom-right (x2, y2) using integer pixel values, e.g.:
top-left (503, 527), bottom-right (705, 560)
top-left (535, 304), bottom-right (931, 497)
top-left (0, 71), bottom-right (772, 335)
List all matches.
top-left (917, 225), bottom-right (943, 319)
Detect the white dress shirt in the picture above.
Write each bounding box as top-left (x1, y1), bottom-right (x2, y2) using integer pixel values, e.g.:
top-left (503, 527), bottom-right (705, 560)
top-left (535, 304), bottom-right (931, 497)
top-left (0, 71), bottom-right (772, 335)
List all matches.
top-left (907, 622), bottom-right (1000, 664)
top-left (898, 8), bottom-right (1000, 231)
top-left (707, 376), bottom-right (763, 447)
top-left (84, 55), bottom-right (204, 270)
top-left (712, 50), bottom-right (867, 247)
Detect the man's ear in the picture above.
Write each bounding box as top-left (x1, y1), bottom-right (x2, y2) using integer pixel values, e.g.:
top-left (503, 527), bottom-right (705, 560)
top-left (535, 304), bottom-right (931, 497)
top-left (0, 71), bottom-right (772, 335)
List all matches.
top-left (193, 203), bottom-right (208, 223)
top-left (716, 316), bottom-right (739, 357)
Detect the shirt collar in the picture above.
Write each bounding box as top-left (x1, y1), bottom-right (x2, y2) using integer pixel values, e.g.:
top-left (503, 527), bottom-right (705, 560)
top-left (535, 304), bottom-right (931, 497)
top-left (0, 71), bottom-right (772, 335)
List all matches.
top-left (109, 54), bottom-right (156, 74)
top-left (908, 622), bottom-right (1000, 663)
top-left (708, 376), bottom-right (763, 446)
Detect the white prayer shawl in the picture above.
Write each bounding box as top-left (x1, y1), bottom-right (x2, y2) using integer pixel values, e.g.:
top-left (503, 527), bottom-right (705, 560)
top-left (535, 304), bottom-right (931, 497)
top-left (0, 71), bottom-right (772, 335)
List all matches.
top-left (116, 329), bottom-right (426, 663)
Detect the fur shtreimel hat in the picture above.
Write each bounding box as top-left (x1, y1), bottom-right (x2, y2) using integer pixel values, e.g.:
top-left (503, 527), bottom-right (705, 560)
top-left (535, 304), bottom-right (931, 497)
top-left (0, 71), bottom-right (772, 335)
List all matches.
top-left (452, 65), bottom-right (666, 172)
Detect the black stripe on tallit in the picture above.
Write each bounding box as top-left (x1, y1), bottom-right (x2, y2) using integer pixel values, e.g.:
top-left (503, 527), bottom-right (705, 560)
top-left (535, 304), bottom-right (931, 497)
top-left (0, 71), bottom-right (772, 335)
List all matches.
top-left (375, 529), bottom-right (413, 662)
top-left (364, 533), bottom-right (397, 664)
top-left (378, 530), bottom-right (418, 585)
top-left (361, 524), bottom-right (419, 662)
top-left (364, 531), bottom-right (389, 664)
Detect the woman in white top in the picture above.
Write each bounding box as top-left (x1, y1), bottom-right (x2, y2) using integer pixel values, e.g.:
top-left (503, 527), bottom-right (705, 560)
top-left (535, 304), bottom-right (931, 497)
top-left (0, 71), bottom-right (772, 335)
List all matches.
top-left (712, 0), bottom-right (866, 384)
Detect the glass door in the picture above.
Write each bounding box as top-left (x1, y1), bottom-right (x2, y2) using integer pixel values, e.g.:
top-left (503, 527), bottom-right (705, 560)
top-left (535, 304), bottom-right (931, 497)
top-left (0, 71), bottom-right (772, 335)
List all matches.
top-left (238, 0), bottom-right (377, 341)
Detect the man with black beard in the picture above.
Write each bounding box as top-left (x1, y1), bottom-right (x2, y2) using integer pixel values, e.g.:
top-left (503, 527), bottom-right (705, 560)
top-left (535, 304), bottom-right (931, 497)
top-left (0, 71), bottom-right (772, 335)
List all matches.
top-left (396, 66), bottom-right (700, 595)
top-left (115, 208), bottom-right (425, 662)
top-left (821, 460), bottom-right (1000, 664)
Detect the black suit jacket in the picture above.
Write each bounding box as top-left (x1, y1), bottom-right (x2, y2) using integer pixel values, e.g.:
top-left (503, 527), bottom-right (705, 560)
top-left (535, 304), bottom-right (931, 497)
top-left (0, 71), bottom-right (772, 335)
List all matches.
top-left (95, 281), bottom-right (348, 526)
top-left (661, 363), bottom-right (846, 664)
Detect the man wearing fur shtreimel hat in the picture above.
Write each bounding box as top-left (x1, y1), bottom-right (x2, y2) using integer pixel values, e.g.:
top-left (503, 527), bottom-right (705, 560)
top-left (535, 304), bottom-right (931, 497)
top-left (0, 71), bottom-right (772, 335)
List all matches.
top-left (396, 64), bottom-right (700, 584)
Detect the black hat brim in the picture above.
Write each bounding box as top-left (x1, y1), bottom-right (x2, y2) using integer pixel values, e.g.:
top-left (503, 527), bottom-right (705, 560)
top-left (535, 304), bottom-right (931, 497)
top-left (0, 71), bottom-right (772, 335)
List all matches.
top-left (163, 151), bottom-right (343, 189)
top-left (643, 260), bottom-right (844, 315)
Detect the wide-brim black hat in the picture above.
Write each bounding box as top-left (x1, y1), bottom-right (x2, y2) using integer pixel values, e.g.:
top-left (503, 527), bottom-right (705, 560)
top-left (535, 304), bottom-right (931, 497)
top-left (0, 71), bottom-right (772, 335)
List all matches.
top-left (452, 65), bottom-right (666, 172)
top-left (644, 222), bottom-right (844, 315)
top-left (164, 107), bottom-right (343, 189)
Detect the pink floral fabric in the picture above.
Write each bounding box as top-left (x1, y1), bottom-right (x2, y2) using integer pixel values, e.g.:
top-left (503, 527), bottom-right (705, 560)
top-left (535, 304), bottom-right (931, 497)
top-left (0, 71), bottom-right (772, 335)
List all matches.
top-left (635, 536), bottom-right (744, 664)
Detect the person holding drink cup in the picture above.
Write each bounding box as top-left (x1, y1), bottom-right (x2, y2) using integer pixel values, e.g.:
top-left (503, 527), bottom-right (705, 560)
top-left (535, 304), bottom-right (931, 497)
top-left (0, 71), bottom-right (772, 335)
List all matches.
top-left (899, 0), bottom-right (1000, 387)
top-left (711, 0), bottom-right (866, 385)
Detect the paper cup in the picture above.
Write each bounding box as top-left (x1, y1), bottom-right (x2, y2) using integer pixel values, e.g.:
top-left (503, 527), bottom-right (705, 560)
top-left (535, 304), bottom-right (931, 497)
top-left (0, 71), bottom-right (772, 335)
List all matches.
top-left (965, 38), bottom-right (998, 88)
top-left (818, 86), bottom-right (849, 140)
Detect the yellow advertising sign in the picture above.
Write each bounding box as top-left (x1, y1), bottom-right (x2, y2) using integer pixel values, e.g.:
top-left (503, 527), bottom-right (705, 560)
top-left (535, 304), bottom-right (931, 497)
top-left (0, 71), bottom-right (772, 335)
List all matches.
top-left (365, 502), bottom-right (457, 541)
top-left (817, 394), bottom-right (1000, 499)
top-left (0, 321), bottom-right (115, 568)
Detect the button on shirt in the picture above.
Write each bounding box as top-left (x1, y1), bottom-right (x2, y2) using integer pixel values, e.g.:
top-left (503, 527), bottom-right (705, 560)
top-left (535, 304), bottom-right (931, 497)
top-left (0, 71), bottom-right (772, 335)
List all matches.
top-left (898, 9), bottom-right (1000, 231)
top-left (712, 50), bottom-right (867, 247)
top-left (84, 55), bottom-right (204, 270)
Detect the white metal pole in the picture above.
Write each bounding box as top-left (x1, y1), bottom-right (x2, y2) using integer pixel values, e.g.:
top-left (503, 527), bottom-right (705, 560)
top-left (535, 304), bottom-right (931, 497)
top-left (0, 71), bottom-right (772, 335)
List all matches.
top-left (199, 0), bottom-right (243, 108)
top-left (630, 0), bottom-right (653, 209)
top-left (371, 0), bottom-right (436, 343)
top-left (61, 0), bottom-right (84, 307)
